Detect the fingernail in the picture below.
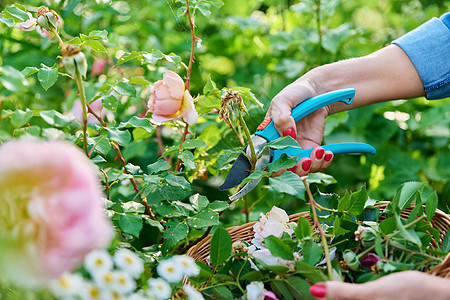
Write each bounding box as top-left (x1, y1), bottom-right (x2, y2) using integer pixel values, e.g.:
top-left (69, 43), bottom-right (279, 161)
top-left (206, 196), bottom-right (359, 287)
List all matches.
top-left (288, 165), bottom-right (297, 172)
top-left (315, 148), bottom-right (324, 160)
top-left (283, 128), bottom-right (296, 140)
top-left (309, 284), bottom-right (326, 298)
top-left (324, 153), bottom-right (332, 162)
top-left (302, 159), bottom-right (311, 172)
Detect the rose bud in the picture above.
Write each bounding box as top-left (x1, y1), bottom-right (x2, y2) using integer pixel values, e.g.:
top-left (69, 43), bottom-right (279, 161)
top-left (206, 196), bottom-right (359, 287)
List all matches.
top-left (343, 250), bottom-right (360, 271)
top-left (360, 253), bottom-right (381, 268)
top-left (361, 228), bottom-right (376, 248)
top-left (36, 6), bottom-right (60, 33)
top-left (61, 43), bottom-right (87, 78)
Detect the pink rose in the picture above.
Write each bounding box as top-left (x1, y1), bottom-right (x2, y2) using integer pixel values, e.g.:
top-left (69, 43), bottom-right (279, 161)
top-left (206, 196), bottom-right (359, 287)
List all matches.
top-left (0, 140), bottom-right (113, 287)
top-left (91, 59), bottom-right (107, 76)
top-left (148, 70), bottom-right (198, 125)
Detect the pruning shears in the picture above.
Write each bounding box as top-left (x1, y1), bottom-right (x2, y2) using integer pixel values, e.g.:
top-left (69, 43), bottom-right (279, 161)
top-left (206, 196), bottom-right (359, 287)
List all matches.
top-left (219, 88), bottom-right (376, 201)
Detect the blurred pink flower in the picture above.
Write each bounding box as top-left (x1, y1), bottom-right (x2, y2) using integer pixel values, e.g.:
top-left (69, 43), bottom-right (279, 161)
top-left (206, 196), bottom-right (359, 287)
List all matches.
top-left (91, 59), bottom-right (107, 76)
top-left (71, 98), bottom-right (103, 124)
top-left (148, 70), bottom-right (198, 125)
top-left (263, 290), bottom-right (279, 300)
top-left (0, 139), bottom-right (113, 287)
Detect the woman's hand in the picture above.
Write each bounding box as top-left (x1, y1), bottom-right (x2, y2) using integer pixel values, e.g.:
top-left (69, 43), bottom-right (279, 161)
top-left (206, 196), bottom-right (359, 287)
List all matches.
top-left (266, 80), bottom-right (333, 177)
top-left (309, 271), bottom-right (450, 300)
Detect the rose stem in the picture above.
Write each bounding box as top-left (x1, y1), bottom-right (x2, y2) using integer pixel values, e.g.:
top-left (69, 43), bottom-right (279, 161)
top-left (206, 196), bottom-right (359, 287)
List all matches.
top-left (74, 72), bottom-right (89, 156)
top-left (244, 195), bottom-right (249, 223)
top-left (302, 177), bottom-right (333, 280)
top-left (239, 114), bottom-right (257, 169)
top-left (174, 0), bottom-right (196, 172)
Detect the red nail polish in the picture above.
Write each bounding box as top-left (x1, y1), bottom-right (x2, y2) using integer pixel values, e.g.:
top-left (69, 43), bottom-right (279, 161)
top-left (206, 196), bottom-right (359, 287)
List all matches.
top-left (315, 148), bottom-right (324, 160)
top-left (288, 165), bottom-right (297, 172)
top-left (283, 128), bottom-right (296, 140)
top-left (309, 284), bottom-right (326, 298)
top-left (324, 153), bottom-right (332, 162)
top-left (302, 159), bottom-right (311, 171)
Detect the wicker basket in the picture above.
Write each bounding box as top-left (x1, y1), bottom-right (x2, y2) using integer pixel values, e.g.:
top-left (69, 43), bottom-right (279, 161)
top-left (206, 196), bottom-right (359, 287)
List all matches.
top-left (186, 201), bottom-right (450, 278)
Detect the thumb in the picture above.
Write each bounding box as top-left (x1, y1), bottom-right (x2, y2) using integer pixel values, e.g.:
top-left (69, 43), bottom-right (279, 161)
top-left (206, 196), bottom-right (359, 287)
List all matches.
top-left (310, 281), bottom-right (368, 300)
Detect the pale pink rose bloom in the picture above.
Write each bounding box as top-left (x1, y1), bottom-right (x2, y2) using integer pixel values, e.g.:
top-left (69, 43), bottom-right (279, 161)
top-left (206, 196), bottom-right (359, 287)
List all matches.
top-left (71, 98), bottom-right (103, 124)
top-left (250, 249), bottom-right (296, 271)
top-left (266, 206), bottom-right (289, 223)
top-left (246, 281), bottom-right (280, 300)
top-left (91, 59), bottom-right (107, 76)
top-left (148, 70), bottom-right (198, 125)
top-left (0, 139), bottom-right (113, 287)
top-left (14, 13), bottom-right (37, 31)
top-left (263, 291), bottom-right (279, 300)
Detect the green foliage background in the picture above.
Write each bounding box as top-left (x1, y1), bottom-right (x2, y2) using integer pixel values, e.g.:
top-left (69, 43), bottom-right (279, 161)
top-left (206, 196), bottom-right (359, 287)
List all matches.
top-left (0, 0), bottom-right (449, 247)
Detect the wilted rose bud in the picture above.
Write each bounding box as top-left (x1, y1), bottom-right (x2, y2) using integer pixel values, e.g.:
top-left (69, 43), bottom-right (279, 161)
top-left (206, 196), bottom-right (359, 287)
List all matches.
top-left (360, 253), bottom-right (380, 268)
top-left (219, 89), bottom-right (247, 124)
top-left (343, 250), bottom-right (360, 271)
top-left (61, 44), bottom-right (87, 78)
top-left (36, 6), bottom-right (60, 33)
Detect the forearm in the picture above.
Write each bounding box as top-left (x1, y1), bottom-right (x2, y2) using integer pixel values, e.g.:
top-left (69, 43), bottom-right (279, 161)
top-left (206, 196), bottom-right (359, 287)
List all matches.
top-left (300, 44), bottom-right (425, 115)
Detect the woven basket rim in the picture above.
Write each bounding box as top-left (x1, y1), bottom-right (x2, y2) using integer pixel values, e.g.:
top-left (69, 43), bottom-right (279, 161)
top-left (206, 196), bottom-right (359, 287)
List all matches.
top-left (186, 201), bottom-right (450, 278)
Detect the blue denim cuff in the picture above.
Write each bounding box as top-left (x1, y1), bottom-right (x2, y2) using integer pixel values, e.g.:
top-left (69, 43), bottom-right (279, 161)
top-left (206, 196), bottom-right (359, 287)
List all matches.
top-left (392, 13), bottom-right (450, 100)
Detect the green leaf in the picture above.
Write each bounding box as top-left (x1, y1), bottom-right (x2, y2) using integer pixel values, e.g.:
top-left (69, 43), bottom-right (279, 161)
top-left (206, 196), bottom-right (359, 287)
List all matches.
top-left (209, 201), bottom-right (229, 212)
top-left (240, 270), bottom-right (264, 281)
top-left (144, 217), bottom-right (164, 232)
top-left (212, 286), bottom-right (233, 299)
top-left (240, 170), bottom-right (270, 186)
top-left (374, 235), bottom-right (385, 259)
top-left (21, 67), bottom-right (39, 77)
top-left (119, 116), bottom-right (155, 133)
top-left (147, 160), bottom-right (171, 174)
top-left (208, 0), bottom-right (224, 7)
top-left (210, 226), bottom-right (232, 267)
top-left (393, 182), bottom-right (425, 211)
top-left (266, 136), bottom-right (300, 150)
top-left (165, 173), bottom-right (190, 189)
top-left (395, 215), bottom-right (421, 246)
top-left (40, 110), bottom-right (77, 128)
top-left (0, 16), bottom-right (14, 27)
top-left (182, 139), bottom-right (208, 150)
top-left (83, 40), bottom-right (106, 53)
top-left (425, 191), bottom-right (438, 222)
top-left (271, 280), bottom-right (293, 300)
top-left (116, 51), bottom-right (142, 66)
top-left (187, 208), bottom-right (219, 229)
top-left (294, 261), bottom-right (328, 284)
top-left (301, 239), bottom-right (323, 266)
top-left (163, 222), bottom-right (189, 248)
top-left (197, 2), bottom-right (212, 17)
top-left (10, 109), bottom-right (33, 128)
top-left (306, 172), bottom-right (337, 185)
top-left (295, 216), bottom-right (311, 240)
top-left (441, 229), bottom-right (450, 252)
top-left (102, 95), bottom-right (118, 111)
top-left (121, 201), bottom-right (145, 213)
top-left (128, 77), bottom-right (150, 85)
top-left (0, 65), bottom-right (27, 93)
top-left (106, 128), bottom-right (131, 146)
top-left (118, 214), bottom-right (143, 238)
top-left (380, 217), bottom-right (396, 235)
top-left (264, 235), bottom-right (294, 260)
top-left (333, 216), bottom-right (351, 235)
top-left (267, 153), bottom-right (298, 173)
top-left (87, 29), bottom-right (108, 40)
top-left (189, 194), bottom-right (209, 211)
top-left (286, 276), bottom-right (315, 300)
top-left (38, 66), bottom-right (58, 90)
top-left (269, 171), bottom-right (305, 199)
top-left (179, 151), bottom-right (196, 171)
top-left (5, 5), bottom-right (29, 21)
top-left (114, 82), bottom-right (136, 97)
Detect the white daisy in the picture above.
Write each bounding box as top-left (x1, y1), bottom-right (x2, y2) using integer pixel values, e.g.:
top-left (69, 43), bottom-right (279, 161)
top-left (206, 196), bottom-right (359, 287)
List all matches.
top-left (113, 248), bottom-right (144, 278)
top-left (84, 249), bottom-right (113, 276)
top-left (49, 272), bottom-right (83, 298)
top-left (80, 282), bottom-right (103, 300)
top-left (173, 255), bottom-right (199, 277)
top-left (148, 278), bottom-right (172, 300)
top-left (183, 284), bottom-right (205, 300)
top-left (114, 270), bottom-right (136, 294)
top-left (106, 290), bottom-right (125, 300)
top-left (92, 270), bottom-right (115, 290)
top-left (156, 259), bottom-right (183, 283)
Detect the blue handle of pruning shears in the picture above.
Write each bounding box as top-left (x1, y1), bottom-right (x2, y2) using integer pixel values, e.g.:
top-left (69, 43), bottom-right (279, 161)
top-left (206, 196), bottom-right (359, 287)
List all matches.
top-left (255, 88), bottom-right (376, 162)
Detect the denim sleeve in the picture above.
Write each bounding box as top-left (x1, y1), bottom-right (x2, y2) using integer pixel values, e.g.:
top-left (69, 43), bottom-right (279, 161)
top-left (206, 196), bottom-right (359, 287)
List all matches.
top-left (392, 13), bottom-right (450, 100)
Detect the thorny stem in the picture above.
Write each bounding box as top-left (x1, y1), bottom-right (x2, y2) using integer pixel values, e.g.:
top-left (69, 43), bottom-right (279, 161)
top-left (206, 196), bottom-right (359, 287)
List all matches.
top-left (100, 169), bottom-right (110, 200)
top-left (112, 142), bottom-right (157, 221)
top-left (229, 121), bottom-right (245, 146)
top-left (74, 72), bottom-right (89, 156)
top-left (239, 114), bottom-right (257, 169)
top-left (302, 177), bottom-right (333, 280)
